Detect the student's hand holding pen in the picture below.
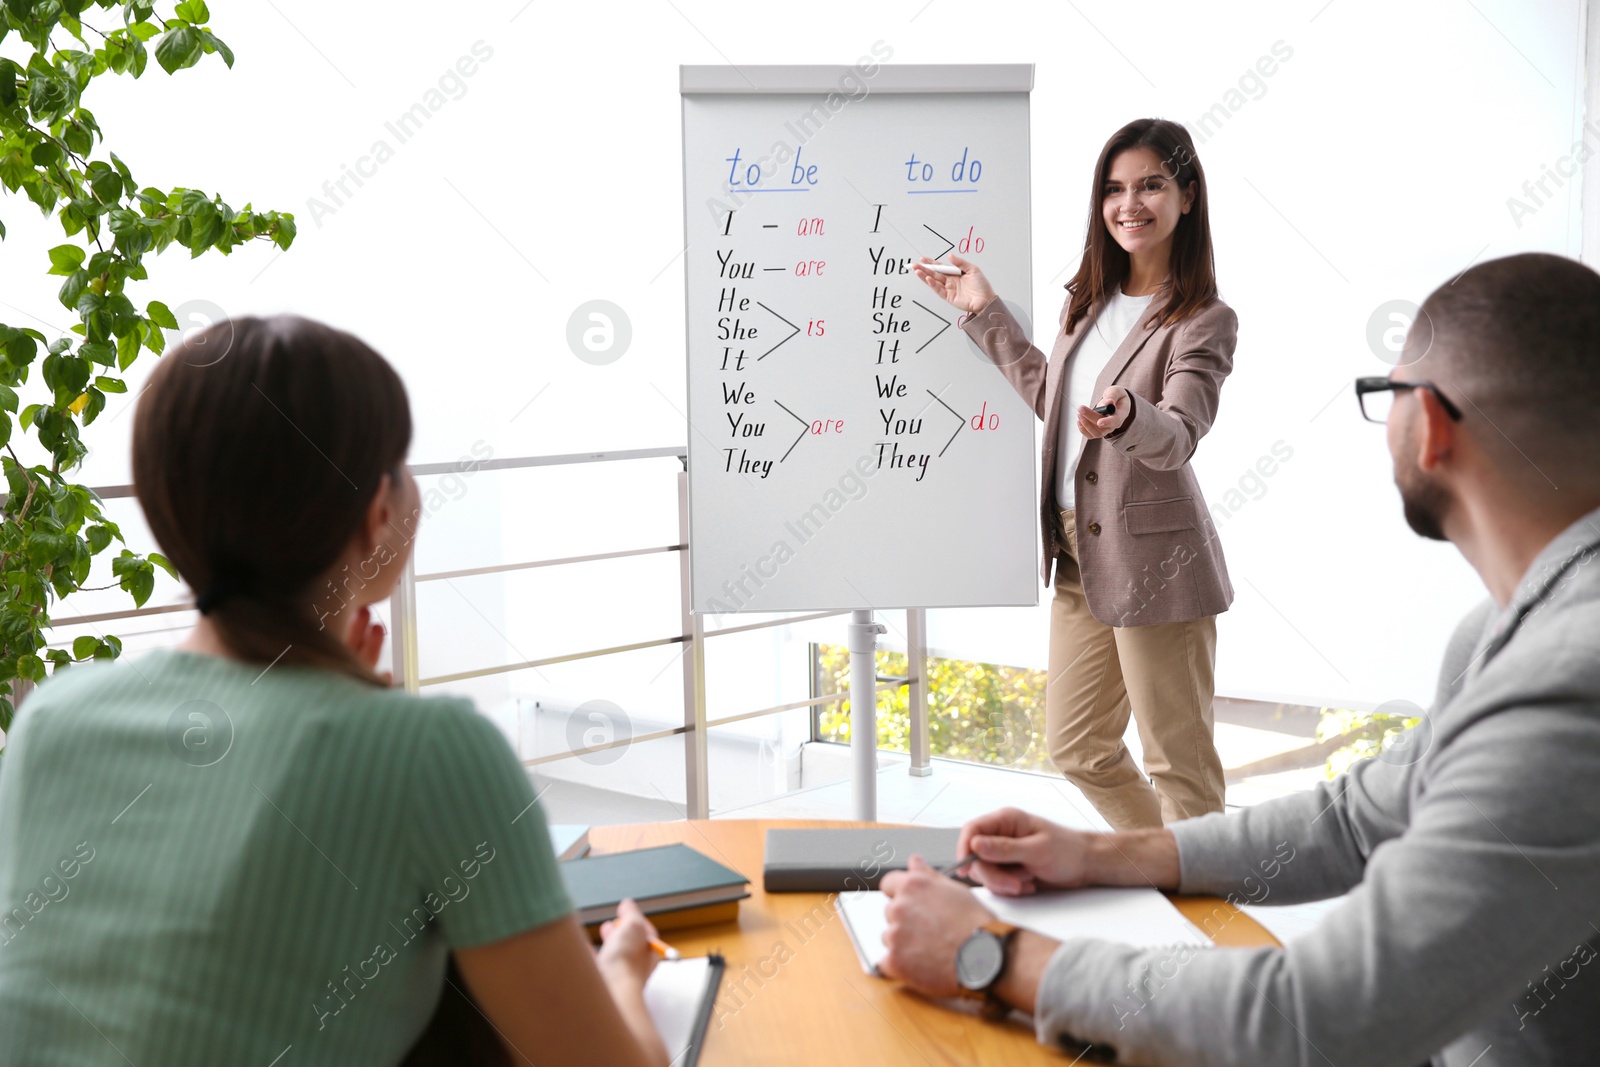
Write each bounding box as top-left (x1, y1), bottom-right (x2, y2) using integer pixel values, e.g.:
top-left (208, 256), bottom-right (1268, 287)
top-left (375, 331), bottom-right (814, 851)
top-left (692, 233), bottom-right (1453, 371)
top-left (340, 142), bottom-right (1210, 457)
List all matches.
top-left (596, 898), bottom-right (662, 987)
top-left (956, 807), bottom-right (1183, 896)
top-left (955, 807), bottom-right (1093, 896)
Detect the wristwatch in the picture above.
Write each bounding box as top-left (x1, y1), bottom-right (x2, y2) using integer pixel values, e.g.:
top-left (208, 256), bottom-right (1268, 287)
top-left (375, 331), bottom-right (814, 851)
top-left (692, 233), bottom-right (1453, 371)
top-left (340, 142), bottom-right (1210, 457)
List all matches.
top-left (955, 919), bottom-right (1021, 1020)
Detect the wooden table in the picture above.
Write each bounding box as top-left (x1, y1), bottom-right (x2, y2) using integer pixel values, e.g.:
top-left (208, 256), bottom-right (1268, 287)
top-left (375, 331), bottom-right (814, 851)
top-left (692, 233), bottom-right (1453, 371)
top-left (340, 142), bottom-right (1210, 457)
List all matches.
top-left (591, 819), bottom-right (1279, 1065)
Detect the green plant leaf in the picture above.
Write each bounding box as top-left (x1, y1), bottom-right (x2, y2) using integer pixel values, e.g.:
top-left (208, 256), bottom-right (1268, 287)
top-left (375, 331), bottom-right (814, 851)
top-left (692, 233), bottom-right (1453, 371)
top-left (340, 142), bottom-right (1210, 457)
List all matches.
top-left (113, 553), bottom-right (156, 607)
top-left (80, 340), bottom-right (115, 366)
top-left (87, 165), bottom-right (122, 204)
top-left (6, 333), bottom-right (37, 366)
top-left (81, 387), bottom-right (106, 424)
top-left (200, 29), bottom-right (233, 68)
top-left (108, 207), bottom-right (141, 236)
top-left (17, 653), bottom-right (45, 683)
top-left (30, 140), bottom-right (63, 169)
top-left (62, 121), bottom-right (93, 157)
top-left (148, 551), bottom-right (178, 580)
top-left (273, 214), bottom-right (297, 251)
top-left (27, 529), bottom-right (73, 566)
top-left (115, 328), bottom-right (141, 368)
top-left (146, 299), bottom-right (178, 330)
top-left (58, 269), bottom-right (89, 309)
top-left (123, 567), bottom-right (154, 607)
top-left (47, 244), bottom-right (86, 275)
top-left (71, 635), bottom-right (99, 659)
top-left (154, 26), bottom-right (202, 74)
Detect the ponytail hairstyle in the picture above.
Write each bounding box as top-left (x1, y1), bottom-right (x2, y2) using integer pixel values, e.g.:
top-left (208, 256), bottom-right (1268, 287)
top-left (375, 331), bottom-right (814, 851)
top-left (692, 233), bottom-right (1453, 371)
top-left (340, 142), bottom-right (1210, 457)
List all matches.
top-left (132, 315), bottom-right (412, 685)
top-left (1063, 118), bottom-right (1219, 335)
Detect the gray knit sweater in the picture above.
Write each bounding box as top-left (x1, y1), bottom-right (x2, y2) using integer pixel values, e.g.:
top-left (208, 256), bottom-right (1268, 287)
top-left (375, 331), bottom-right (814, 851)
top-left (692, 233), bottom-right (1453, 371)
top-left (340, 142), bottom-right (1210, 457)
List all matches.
top-left (1033, 507), bottom-right (1600, 1066)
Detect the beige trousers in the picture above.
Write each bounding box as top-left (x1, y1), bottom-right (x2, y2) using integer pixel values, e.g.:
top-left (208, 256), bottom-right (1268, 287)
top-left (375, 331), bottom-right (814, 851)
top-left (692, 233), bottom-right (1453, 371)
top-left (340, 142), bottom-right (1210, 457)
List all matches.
top-left (1047, 508), bottom-right (1225, 830)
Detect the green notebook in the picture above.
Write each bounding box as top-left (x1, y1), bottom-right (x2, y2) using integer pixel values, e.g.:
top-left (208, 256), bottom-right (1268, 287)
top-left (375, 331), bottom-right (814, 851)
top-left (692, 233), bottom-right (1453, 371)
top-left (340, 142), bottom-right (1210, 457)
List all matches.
top-left (560, 843), bottom-right (750, 925)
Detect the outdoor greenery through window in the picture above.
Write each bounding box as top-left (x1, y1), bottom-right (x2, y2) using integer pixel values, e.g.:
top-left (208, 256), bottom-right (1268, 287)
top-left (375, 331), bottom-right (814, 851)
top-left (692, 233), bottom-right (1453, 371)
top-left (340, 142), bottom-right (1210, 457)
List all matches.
top-left (812, 642), bottom-right (1421, 781)
top-left (813, 643), bottom-right (1054, 773)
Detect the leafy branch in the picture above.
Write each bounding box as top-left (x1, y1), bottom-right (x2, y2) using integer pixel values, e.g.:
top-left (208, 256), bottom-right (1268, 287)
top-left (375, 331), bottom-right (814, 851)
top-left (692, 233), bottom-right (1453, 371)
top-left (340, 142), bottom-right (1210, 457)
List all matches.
top-left (0, 0), bottom-right (295, 737)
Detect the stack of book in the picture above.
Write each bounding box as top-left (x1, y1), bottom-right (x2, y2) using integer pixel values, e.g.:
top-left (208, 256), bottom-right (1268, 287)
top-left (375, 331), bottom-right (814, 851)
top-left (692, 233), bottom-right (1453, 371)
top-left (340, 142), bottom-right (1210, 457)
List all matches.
top-left (557, 839), bottom-right (750, 936)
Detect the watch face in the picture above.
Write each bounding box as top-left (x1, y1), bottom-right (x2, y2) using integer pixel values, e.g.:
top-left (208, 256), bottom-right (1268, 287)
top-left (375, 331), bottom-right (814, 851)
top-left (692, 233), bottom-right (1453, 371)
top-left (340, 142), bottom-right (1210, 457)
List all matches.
top-left (956, 930), bottom-right (1005, 991)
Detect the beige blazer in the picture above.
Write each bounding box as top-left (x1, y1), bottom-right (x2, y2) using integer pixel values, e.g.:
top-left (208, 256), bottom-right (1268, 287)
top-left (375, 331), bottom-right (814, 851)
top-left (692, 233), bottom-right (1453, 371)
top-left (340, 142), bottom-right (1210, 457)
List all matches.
top-left (960, 291), bottom-right (1236, 627)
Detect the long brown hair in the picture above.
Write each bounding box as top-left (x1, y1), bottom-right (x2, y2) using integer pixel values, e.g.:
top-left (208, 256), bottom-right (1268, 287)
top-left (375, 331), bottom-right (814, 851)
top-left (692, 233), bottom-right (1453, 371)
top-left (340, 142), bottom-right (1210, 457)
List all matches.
top-left (1063, 118), bottom-right (1219, 334)
top-left (132, 315), bottom-right (412, 685)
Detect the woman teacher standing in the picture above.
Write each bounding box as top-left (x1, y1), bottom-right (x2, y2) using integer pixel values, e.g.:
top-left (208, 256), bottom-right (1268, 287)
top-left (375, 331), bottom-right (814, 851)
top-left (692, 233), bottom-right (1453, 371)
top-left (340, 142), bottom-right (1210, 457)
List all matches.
top-left (914, 118), bottom-right (1234, 830)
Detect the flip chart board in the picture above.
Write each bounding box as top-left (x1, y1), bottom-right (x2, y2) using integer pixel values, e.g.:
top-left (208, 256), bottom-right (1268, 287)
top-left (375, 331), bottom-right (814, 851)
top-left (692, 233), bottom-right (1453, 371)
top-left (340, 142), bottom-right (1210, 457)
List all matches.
top-left (681, 64), bottom-right (1038, 613)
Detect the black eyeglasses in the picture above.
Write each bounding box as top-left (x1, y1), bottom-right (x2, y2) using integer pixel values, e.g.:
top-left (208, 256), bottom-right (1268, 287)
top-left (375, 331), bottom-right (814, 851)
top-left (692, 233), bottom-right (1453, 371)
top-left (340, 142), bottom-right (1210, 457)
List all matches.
top-left (1354, 377), bottom-right (1463, 425)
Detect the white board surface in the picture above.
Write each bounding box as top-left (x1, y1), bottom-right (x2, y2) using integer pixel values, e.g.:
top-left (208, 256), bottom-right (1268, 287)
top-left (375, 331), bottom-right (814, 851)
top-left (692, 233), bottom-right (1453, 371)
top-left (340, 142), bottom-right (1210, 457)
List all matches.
top-left (681, 65), bottom-right (1039, 614)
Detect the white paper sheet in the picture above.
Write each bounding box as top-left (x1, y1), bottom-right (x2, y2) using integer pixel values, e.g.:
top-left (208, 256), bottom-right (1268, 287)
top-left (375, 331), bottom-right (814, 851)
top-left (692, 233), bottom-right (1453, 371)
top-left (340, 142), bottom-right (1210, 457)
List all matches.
top-left (837, 886), bottom-right (1208, 975)
top-left (643, 956), bottom-right (717, 1066)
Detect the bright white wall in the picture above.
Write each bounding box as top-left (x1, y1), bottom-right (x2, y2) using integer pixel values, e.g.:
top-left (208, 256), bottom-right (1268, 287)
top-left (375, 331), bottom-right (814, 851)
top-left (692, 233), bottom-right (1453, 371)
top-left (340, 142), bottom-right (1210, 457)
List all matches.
top-left (0, 0), bottom-right (1585, 723)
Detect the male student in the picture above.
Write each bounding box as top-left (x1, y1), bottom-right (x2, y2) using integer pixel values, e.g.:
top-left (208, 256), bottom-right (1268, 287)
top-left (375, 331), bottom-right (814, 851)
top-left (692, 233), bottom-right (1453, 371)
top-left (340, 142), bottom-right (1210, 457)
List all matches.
top-left (879, 252), bottom-right (1600, 1066)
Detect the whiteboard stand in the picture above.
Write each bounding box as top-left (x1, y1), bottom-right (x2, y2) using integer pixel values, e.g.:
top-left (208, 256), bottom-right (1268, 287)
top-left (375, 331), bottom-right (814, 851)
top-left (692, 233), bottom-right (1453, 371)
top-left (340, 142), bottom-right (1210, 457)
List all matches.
top-left (848, 610), bottom-right (886, 820)
top-left (678, 64), bottom-right (1040, 820)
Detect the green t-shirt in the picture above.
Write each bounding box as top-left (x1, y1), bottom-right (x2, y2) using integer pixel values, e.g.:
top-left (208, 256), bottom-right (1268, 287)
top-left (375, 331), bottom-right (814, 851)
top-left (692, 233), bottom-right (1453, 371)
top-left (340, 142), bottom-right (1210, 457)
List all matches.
top-left (0, 648), bottom-right (572, 1066)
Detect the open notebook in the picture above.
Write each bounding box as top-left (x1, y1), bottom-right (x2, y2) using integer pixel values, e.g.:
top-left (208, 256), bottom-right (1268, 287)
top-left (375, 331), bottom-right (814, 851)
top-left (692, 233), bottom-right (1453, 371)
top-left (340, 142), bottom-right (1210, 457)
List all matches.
top-left (644, 954), bottom-right (725, 1067)
top-left (837, 886), bottom-right (1207, 975)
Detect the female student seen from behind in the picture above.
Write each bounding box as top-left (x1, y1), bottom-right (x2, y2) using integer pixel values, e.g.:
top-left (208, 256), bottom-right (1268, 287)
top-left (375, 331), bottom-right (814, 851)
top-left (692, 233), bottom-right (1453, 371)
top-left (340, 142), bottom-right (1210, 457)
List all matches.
top-left (0, 316), bottom-right (669, 1066)
top-left (914, 118), bottom-right (1234, 830)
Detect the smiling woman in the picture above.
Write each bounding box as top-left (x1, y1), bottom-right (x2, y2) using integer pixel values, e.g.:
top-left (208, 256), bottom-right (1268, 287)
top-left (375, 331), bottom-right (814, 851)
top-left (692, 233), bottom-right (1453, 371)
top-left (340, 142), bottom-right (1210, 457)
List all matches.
top-left (914, 117), bottom-right (1237, 831)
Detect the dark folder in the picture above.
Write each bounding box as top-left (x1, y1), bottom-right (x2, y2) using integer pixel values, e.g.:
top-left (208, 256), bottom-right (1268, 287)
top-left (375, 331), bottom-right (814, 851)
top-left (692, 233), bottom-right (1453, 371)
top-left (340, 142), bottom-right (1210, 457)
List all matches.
top-left (651, 954), bottom-right (725, 1067)
top-left (762, 827), bottom-right (962, 892)
top-left (560, 843), bottom-right (749, 927)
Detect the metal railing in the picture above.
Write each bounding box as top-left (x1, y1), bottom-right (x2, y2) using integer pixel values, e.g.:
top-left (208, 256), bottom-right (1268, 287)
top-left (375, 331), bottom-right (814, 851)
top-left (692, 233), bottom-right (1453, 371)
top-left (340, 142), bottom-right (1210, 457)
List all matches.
top-left (31, 449), bottom-right (932, 816)
top-left (388, 446), bottom-right (932, 818)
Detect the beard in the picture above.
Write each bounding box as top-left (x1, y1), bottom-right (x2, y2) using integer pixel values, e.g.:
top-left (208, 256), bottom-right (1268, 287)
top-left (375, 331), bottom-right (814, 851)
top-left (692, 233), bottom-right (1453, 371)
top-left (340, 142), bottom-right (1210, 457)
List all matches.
top-left (1394, 421), bottom-right (1452, 542)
